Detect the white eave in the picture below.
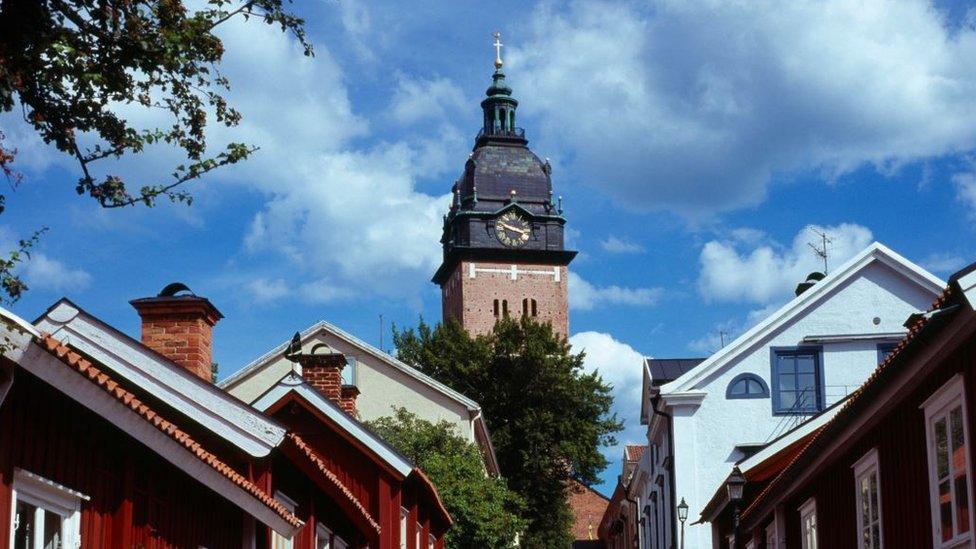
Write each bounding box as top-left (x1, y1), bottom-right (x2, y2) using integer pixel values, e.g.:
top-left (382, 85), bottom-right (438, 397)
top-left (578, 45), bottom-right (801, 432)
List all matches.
top-left (661, 242), bottom-right (944, 394)
top-left (957, 268), bottom-right (976, 310)
top-left (252, 373), bottom-right (414, 478)
top-left (660, 391), bottom-right (707, 407)
top-left (221, 320), bottom-right (483, 413)
top-left (34, 299), bottom-right (285, 457)
top-left (801, 332), bottom-right (906, 343)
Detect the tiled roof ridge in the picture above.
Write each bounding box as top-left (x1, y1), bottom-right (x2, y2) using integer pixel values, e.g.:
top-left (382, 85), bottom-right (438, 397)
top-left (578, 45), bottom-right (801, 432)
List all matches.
top-left (36, 333), bottom-right (302, 528)
top-left (285, 433), bottom-right (381, 535)
top-left (739, 285), bottom-right (955, 522)
top-left (625, 444), bottom-right (647, 461)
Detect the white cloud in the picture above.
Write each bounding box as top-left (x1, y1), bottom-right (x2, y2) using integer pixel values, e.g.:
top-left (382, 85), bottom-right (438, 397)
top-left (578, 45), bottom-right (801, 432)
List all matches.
top-left (921, 252), bottom-right (967, 274)
top-left (390, 74), bottom-right (468, 126)
top-left (513, 0), bottom-right (976, 216)
top-left (600, 236), bottom-right (645, 254)
top-left (954, 170), bottom-right (976, 218)
top-left (22, 254), bottom-right (92, 292)
top-left (698, 223), bottom-right (874, 304)
top-left (247, 278), bottom-right (290, 302)
top-left (569, 272), bottom-right (663, 310)
top-left (570, 331), bottom-right (646, 449)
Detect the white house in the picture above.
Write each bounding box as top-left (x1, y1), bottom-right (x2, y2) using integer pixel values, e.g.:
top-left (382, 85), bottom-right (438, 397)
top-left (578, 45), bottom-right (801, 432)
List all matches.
top-left (636, 242), bottom-right (944, 549)
top-left (219, 320), bottom-right (500, 475)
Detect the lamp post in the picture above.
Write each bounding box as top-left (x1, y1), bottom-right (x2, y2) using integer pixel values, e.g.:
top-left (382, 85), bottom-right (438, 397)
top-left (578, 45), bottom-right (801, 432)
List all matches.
top-left (677, 498), bottom-right (689, 549)
top-left (726, 467), bottom-right (747, 548)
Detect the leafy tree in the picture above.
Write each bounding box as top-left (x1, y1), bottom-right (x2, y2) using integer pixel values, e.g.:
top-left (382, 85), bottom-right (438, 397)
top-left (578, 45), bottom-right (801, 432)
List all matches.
top-left (366, 408), bottom-right (525, 549)
top-left (0, 0), bottom-right (310, 301)
top-left (394, 318), bottom-right (622, 548)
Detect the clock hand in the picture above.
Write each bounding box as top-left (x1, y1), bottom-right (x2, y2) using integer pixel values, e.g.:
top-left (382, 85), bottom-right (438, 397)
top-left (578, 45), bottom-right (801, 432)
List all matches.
top-left (499, 222), bottom-right (529, 235)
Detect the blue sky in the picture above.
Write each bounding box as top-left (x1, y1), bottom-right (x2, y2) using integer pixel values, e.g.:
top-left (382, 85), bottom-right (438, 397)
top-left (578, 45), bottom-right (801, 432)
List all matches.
top-left (4, 0), bottom-right (976, 495)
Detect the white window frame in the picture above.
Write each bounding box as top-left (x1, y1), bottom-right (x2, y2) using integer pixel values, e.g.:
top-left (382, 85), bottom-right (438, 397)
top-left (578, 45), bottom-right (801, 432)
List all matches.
top-left (921, 374), bottom-right (976, 549)
top-left (9, 468), bottom-right (88, 549)
top-left (333, 536), bottom-right (348, 549)
top-left (416, 521), bottom-right (422, 549)
top-left (745, 539), bottom-right (756, 549)
top-left (315, 523), bottom-right (332, 549)
top-left (765, 520), bottom-right (779, 549)
top-left (400, 507), bottom-right (409, 549)
top-left (272, 491), bottom-right (298, 549)
top-left (798, 497), bottom-right (818, 549)
top-left (852, 448), bottom-right (883, 549)
top-left (428, 532), bottom-right (435, 549)
top-left (726, 534), bottom-right (734, 548)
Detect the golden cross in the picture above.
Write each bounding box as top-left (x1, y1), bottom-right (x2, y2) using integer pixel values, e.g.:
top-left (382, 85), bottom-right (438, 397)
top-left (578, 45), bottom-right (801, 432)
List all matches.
top-left (493, 31), bottom-right (504, 69)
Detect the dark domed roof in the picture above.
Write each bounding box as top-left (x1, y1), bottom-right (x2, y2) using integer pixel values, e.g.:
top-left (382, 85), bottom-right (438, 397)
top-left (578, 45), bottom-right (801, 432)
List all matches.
top-left (456, 144), bottom-right (552, 213)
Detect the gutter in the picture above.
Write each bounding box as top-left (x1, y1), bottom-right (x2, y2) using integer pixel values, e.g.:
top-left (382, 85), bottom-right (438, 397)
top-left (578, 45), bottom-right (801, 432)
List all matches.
top-left (651, 399), bottom-right (679, 549)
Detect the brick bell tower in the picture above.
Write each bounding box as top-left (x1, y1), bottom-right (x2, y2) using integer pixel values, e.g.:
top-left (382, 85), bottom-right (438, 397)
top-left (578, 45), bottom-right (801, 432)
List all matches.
top-left (432, 33), bottom-right (576, 337)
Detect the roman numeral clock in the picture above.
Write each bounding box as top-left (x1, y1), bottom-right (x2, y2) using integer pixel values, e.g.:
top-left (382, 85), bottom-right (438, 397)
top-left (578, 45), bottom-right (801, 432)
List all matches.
top-left (432, 34), bottom-right (576, 337)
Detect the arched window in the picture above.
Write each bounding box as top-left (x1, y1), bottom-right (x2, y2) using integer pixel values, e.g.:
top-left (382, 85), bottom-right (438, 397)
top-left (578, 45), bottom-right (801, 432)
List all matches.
top-left (726, 373), bottom-right (770, 399)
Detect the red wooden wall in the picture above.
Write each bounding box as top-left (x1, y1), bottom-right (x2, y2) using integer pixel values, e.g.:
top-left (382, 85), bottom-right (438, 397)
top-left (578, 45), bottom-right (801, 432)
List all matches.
top-left (733, 333), bottom-right (976, 548)
top-left (0, 370), bottom-right (246, 549)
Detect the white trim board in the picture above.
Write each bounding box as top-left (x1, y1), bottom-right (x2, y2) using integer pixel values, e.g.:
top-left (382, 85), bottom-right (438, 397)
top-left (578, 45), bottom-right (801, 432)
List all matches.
top-left (35, 299), bottom-right (285, 457)
top-left (661, 242), bottom-right (944, 394)
top-left (252, 373), bottom-right (414, 477)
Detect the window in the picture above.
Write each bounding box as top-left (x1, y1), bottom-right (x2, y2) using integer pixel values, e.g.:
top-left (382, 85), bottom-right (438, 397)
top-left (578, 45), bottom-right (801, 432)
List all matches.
top-left (502, 300), bottom-right (509, 318)
top-left (315, 524), bottom-right (332, 549)
top-left (771, 347), bottom-right (824, 414)
top-left (531, 299), bottom-right (538, 317)
top-left (342, 357), bottom-right (357, 386)
top-left (726, 373), bottom-right (770, 399)
top-left (876, 342), bottom-right (898, 364)
top-left (493, 299), bottom-right (500, 318)
top-left (522, 298), bottom-right (529, 317)
top-left (272, 491), bottom-right (297, 549)
top-left (922, 375), bottom-right (974, 548)
top-left (10, 469), bottom-right (86, 549)
top-left (745, 540), bottom-right (756, 549)
top-left (400, 508), bottom-right (409, 549)
top-left (429, 533), bottom-right (435, 549)
top-left (852, 448), bottom-right (883, 549)
top-left (416, 522), bottom-right (422, 549)
top-left (765, 521), bottom-right (778, 549)
top-left (333, 537), bottom-right (348, 549)
top-left (799, 497), bottom-right (818, 549)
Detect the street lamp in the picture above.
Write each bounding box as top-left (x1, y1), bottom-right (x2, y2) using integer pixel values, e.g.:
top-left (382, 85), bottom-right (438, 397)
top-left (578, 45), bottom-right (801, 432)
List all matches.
top-left (726, 467), bottom-right (747, 548)
top-left (677, 498), bottom-right (689, 549)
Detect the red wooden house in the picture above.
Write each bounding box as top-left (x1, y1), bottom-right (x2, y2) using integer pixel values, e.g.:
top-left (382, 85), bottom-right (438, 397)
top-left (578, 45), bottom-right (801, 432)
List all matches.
top-left (705, 261), bottom-right (976, 549)
top-left (0, 285), bottom-right (450, 548)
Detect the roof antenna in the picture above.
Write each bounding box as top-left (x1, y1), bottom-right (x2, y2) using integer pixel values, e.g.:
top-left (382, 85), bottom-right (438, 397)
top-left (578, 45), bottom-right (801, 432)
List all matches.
top-left (807, 227), bottom-right (833, 274)
top-left (379, 314), bottom-right (384, 352)
top-left (719, 329), bottom-right (730, 349)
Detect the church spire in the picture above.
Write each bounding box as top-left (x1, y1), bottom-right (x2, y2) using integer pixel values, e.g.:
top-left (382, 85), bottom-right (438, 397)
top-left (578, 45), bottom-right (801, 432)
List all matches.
top-left (478, 32), bottom-right (525, 146)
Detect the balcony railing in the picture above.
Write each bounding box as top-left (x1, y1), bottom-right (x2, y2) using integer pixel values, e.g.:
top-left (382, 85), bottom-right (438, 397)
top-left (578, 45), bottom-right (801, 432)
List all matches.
top-left (477, 127), bottom-right (526, 139)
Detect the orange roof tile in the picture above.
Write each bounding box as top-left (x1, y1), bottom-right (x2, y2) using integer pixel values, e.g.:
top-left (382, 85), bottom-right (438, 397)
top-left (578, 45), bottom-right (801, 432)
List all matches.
top-left (36, 333), bottom-right (303, 529)
top-left (284, 433), bottom-right (382, 535)
top-left (625, 444), bottom-right (647, 462)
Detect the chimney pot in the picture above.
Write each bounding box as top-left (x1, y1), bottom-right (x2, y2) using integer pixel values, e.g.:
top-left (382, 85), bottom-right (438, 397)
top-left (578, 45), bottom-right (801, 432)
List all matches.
top-left (131, 283), bottom-right (223, 382)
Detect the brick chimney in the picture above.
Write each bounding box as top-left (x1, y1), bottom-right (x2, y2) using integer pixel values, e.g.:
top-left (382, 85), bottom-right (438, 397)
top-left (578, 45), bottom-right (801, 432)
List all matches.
top-left (295, 342), bottom-right (358, 416)
top-left (131, 283), bottom-right (223, 382)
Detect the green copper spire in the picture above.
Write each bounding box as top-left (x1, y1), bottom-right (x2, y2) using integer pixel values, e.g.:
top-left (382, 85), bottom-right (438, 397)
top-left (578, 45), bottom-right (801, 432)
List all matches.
top-left (478, 31), bottom-right (523, 145)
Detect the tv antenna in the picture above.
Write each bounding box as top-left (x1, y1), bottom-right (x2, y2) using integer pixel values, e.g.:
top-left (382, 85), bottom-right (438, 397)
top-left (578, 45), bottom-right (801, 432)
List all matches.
top-left (807, 228), bottom-right (833, 274)
top-left (719, 329), bottom-right (730, 349)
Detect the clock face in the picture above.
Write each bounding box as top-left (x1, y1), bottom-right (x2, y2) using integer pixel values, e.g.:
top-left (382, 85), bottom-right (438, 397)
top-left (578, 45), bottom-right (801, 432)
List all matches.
top-left (494, 211), bottom-right (532, 247)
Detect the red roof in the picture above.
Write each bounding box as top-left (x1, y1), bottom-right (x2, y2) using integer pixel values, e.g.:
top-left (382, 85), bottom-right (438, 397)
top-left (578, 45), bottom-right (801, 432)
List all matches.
top-left (37, 333), bottom-right (303, 529)
top-left (625, 445), bottom-right (647, 462)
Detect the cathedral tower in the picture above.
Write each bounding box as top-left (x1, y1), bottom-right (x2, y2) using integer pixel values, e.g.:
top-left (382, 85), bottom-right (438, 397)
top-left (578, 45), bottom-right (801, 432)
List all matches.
top-left (433, 34), bottom-right (576, 337)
